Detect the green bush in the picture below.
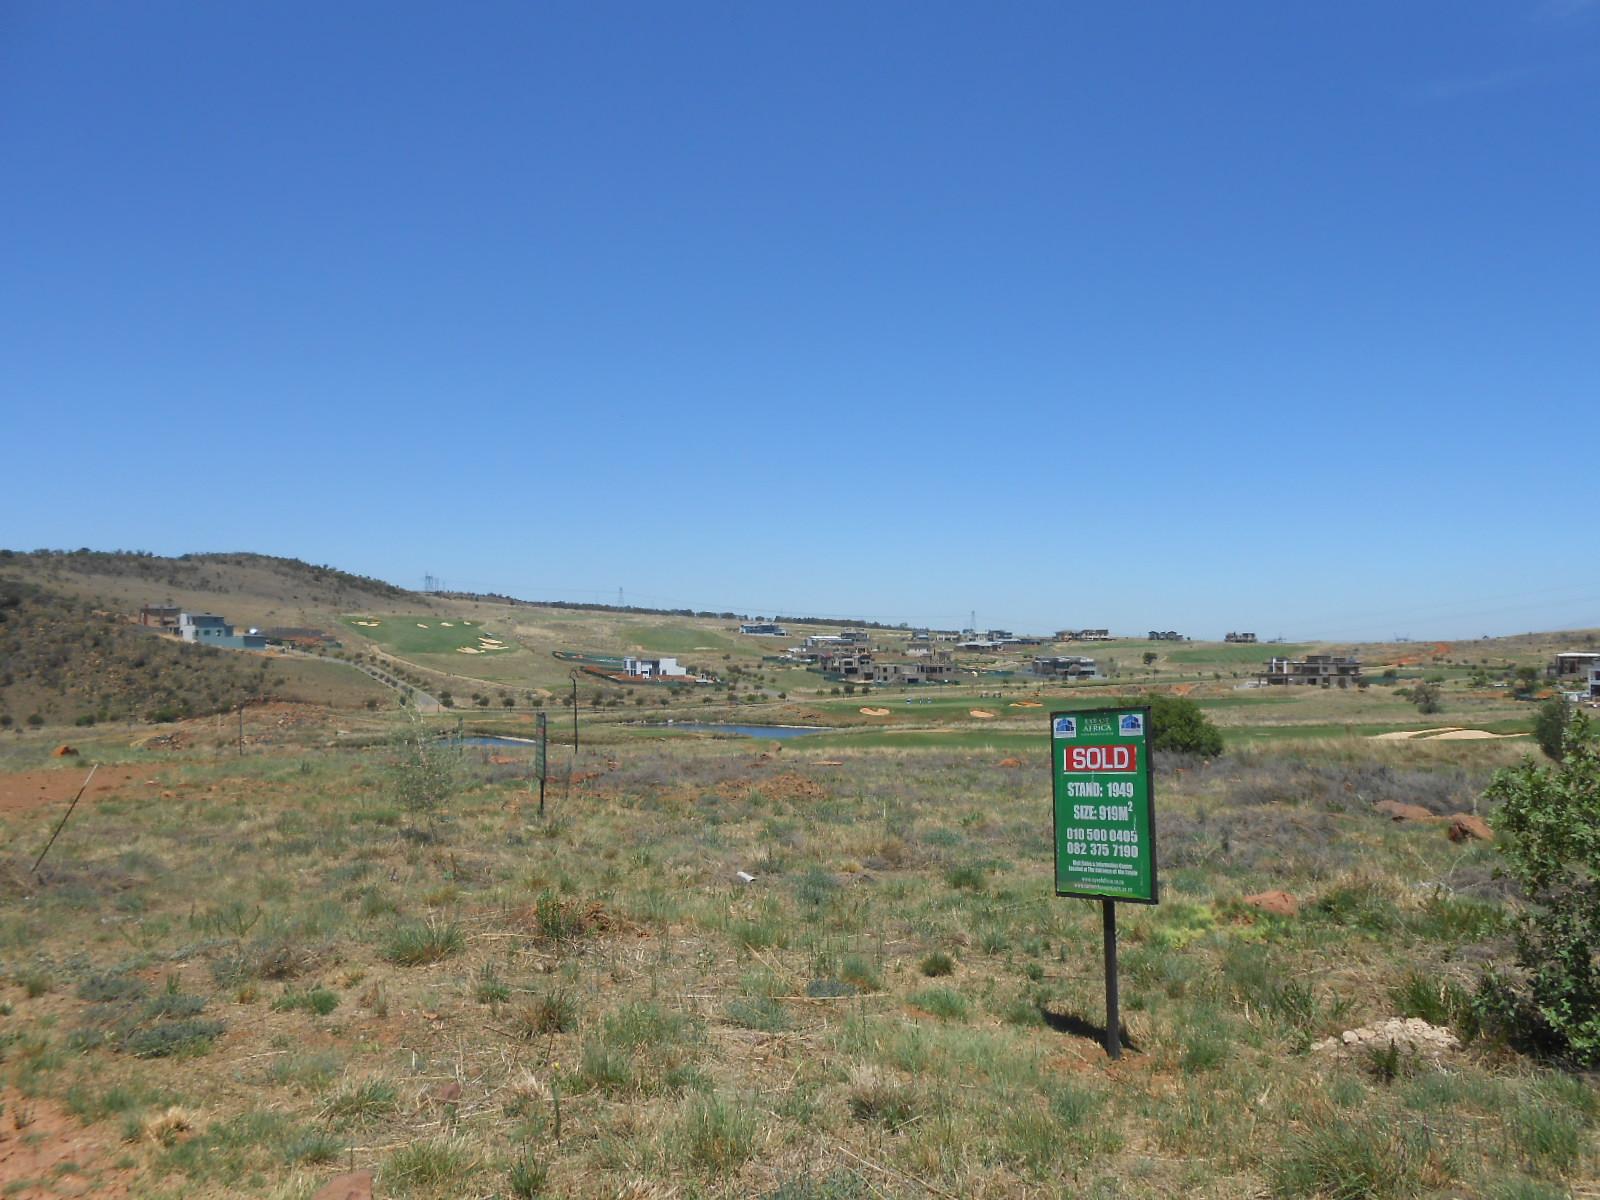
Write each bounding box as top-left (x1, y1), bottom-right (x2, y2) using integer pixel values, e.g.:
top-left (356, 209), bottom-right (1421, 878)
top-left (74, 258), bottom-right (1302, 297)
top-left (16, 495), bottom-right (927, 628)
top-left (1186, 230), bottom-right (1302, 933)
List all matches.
top-left (1145, 694), bottom-right (1223, 757)
top-left (1483, 713), bottom-right (1600, 1062)
top-left (1534, 695), bottom-right (1575, 762)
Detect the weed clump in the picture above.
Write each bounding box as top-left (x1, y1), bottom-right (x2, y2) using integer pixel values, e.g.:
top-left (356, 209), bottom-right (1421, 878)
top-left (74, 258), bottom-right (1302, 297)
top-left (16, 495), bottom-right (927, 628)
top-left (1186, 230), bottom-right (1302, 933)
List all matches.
top-left (674, 1093), bottom-right (756, 1174)
top-left (383, 919), bottom-right (464, 966)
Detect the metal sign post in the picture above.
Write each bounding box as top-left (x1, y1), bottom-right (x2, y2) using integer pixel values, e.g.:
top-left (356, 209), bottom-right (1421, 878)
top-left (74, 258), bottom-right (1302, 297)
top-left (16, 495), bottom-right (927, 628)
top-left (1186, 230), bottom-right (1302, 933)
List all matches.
top-left (1050, 706), bottom-right (1158, 1059)
top-left (536, 711), bottom-right (548, 817)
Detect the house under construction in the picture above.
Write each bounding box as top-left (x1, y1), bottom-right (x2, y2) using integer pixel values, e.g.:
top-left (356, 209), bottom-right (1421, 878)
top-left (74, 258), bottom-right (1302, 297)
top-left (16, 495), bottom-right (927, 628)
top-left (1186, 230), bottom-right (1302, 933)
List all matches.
top-left (1259, 654), bottom-right (1361, 687)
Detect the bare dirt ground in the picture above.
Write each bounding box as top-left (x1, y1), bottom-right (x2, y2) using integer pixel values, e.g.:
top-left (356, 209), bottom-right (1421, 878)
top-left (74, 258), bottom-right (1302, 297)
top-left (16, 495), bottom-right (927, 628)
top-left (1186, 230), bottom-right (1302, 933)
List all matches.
top-left (0, 765), bottom-right (168, 816)
top-left (0, 1089), bottom-right (131, 1198)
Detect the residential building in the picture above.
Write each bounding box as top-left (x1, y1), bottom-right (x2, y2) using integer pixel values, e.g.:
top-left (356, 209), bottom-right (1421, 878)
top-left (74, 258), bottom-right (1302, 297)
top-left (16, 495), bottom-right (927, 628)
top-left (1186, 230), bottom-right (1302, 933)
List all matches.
top-left (1058, 629), bottom-right (1112, 642)
top-left (816, 649), bottom-right (873, 679)
top-left (739, 622), bottom-right (788, 637)
top-left (1148, 630), bottom-right (1183, 641)
top-left (1260, 654), bottom-right (1362, 687)
top-left (1549, 652), bottom-right (1600, 680)
top-left (176, 612), bottom-right (267, 650)
top-left (1032, 655), bottom-right (1099, 679)
top-left (622, 655), bottom-right (688, 679)
top-left (140, 604), bottom-right (181, 628)
top-left (1225, 632), bottom-right (1258, 643)
top-left (866, 655), bottom-right (959, 685)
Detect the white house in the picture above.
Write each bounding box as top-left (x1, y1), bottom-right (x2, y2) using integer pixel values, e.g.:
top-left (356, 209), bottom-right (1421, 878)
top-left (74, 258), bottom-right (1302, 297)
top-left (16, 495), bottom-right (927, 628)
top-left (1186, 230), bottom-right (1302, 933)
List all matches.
top-left (622, 655), bottom-right (687, 679)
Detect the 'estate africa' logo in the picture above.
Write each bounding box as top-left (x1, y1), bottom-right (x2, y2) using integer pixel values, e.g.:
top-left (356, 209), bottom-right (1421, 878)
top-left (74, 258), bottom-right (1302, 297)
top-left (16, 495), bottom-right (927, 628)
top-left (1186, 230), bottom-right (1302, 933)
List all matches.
top-left (1052, 716), bottom-right (1077, 738)
top-left (1119, 713), bottom-right (1145, 736)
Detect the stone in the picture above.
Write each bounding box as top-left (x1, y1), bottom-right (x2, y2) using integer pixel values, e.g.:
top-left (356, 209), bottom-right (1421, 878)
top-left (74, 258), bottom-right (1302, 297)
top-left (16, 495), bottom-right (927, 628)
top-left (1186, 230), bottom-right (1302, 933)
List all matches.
top-left (51, 745), bottom-right (79, 757)
top-left (1314, 1016), bottom-right (1461, 1057)
top-left (311, 1171), bottom-right (373, 1200)
top-left (1447, 813), bottom-right (1493, 842)
top-left (1375, 801), bottom-right (1438, 822)
top-left (1241, 890), bottom-right (1298, 917)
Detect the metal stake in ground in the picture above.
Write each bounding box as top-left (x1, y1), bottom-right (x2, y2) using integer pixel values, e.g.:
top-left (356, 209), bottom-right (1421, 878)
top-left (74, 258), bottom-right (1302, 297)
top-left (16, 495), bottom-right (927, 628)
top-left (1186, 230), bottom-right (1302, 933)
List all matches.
top-left (32, 764), bottom-right (99, 874)
top-left (536, 710), bottom-right (548, 818)
top-left (1102, 899), bottom-right (1121, 1060)
top-left (569, 673), bottom-right (579, 753)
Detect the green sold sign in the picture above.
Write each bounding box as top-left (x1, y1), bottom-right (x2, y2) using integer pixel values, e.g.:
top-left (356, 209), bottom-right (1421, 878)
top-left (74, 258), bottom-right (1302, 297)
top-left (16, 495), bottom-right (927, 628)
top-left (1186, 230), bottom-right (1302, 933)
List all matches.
top-left (1050, 706), bottom-right (1158, 904)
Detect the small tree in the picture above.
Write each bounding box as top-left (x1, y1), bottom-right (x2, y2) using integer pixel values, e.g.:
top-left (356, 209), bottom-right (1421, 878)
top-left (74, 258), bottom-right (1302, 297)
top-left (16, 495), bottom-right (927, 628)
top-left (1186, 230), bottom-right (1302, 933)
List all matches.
top-left (1405, 681), bottom-right (1443, 714)
top-left (1484, 712), bottom-right (1600, 1062)
top-left (1534, 695), bottom-right (1574, 761)
top-left (1142, 652), bottom-right (1158, 667)
top-left (383, 717), bottom-right (458, 835)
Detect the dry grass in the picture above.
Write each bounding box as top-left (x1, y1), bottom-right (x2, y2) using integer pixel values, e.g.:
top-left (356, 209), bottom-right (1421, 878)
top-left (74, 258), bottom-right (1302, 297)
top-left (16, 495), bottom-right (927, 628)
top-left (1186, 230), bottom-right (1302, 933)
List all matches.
top-left (0, 723), bottom-right (1591, 1197)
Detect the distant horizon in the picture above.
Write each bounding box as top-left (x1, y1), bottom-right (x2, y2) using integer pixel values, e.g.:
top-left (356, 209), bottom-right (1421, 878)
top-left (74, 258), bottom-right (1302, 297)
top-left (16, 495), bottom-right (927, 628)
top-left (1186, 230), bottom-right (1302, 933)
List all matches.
top-left (4, 544), bottom-right (1595, 647)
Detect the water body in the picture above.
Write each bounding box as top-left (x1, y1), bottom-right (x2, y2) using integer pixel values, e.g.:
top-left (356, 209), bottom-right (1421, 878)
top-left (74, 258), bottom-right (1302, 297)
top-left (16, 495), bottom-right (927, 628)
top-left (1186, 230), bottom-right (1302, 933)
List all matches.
top-left (456, 735), bottom-right (540, 747)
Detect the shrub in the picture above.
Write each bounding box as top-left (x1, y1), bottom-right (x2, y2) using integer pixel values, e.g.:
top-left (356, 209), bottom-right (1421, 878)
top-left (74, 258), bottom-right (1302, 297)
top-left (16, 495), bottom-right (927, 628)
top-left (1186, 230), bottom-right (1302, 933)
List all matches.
top-left (919, 951), bottom-right (955, 977)
top-left (1484, 713), bottom-right (1600, 1062)
top-left (847, 1069), bottom-right (917, 1128)
top-left (1271, 1114), bottom-right (1423, 1198)
top-left (1145, 694), bottom-right (1223, 757)
top-left (909, 987), bottom-right (969, 1020)
top-left (675, 1093), bottom-right (756, 1174)
top-left (383, 919), bottom-right (464, 966)
top-left (383, 1137), bottom-right (478, 1191)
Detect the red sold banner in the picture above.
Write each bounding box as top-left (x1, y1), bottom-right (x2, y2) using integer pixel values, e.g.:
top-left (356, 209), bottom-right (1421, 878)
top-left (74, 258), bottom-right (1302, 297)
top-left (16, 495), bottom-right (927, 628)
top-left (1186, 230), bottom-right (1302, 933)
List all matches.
top-left (1064, 744), bottom-right (1139, 773)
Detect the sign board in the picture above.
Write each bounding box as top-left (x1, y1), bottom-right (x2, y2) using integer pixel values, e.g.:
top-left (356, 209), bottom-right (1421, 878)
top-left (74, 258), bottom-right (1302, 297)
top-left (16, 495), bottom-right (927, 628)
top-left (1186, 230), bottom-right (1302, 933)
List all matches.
top-left (1050, 706), bottom-right (1158, 904)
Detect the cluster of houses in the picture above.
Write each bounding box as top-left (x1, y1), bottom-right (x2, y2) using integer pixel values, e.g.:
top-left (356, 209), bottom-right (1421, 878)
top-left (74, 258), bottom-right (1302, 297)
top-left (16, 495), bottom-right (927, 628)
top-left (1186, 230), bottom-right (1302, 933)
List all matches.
top-left (1056, 628), bottom-right (1112, 641)
top-left (1224, 632), bottom-right (1258, 643)
top-left (144, 603), bottom-right (340, 652)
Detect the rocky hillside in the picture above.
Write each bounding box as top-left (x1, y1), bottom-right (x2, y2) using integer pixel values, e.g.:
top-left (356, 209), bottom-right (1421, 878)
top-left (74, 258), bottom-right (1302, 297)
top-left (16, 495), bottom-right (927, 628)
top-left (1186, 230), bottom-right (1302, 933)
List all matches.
top-left (0, 578), bottom-right (339, 728)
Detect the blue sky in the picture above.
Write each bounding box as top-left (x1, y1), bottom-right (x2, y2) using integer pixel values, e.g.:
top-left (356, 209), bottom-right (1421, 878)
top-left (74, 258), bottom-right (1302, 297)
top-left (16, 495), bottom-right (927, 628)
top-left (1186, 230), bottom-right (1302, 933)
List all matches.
top-left (3, 3), bottom-right (1598, 640)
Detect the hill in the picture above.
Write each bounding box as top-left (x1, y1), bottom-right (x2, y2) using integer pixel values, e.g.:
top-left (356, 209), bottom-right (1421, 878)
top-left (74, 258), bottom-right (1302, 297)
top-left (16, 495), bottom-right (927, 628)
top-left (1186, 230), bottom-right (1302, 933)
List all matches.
top-left (0, 549), bottom-right (423, 633)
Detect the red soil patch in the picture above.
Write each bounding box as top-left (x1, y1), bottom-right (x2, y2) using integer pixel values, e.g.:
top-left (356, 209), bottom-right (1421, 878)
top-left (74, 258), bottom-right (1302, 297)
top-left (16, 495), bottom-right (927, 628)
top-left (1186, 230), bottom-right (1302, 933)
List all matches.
top-left (0, 1089), bottom-right (133, 1198)
top-left (0, 765), bottom-right (169, 815)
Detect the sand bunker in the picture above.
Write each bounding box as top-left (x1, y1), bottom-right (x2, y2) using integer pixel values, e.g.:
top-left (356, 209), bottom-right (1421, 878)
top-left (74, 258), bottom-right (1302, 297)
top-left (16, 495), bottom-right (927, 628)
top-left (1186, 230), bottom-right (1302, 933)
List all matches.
top-left (859, 707), bottom-right (891, 716)
top-left (353, 619), bottom-right (380, 627)
top-left (1372, 727), bottom-right (1524, 741)
top-left (1009, 701), bottom-right (1042, 708)
top-left (969, 709), bottom-right (996, 719)
top-left (417, 623), bottom-right (429, 629)
top-left (457, 646), bottom-right (483, 654)
top-left (439, 621), bottom-right (454, 627)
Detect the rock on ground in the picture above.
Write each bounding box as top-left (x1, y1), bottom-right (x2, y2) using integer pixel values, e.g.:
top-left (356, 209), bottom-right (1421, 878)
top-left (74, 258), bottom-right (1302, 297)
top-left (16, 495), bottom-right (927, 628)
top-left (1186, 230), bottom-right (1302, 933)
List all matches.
top-left (1241, 890), bottom-right (1298, 917)
top-left (1312, 1016), bottom-right (1461, 1056)
top-left (1447, 813), bottom-right (1493, 842)
top-left (311, 1171), bottom-right (373, 1200)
